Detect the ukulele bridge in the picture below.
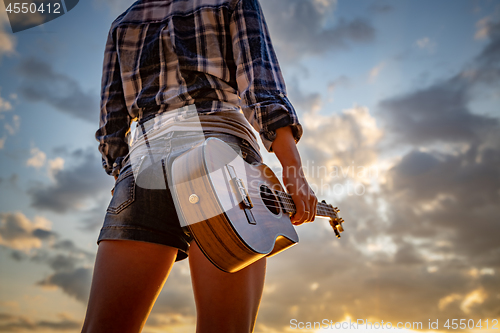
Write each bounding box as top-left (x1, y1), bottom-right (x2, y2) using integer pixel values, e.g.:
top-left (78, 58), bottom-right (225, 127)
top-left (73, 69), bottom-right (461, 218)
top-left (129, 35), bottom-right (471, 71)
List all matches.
top-left (226, 164), bottom-right (256, 225)
top-left (225, 164), bottom-right (253, 209)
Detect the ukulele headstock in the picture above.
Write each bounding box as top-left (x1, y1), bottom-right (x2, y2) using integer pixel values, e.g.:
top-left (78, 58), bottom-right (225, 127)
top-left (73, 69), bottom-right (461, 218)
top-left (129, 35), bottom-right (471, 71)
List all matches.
top-left (322, 200), bottom-right (345, 238)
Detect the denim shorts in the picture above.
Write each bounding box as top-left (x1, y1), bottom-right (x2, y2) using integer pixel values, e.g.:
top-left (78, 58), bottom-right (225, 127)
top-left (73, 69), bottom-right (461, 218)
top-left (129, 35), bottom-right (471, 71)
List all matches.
top-left (97, 131), bottom-right (262, 261)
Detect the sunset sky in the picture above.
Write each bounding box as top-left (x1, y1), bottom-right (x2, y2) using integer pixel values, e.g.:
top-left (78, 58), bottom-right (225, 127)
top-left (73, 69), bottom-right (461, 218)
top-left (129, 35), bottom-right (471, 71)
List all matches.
top-left (1, 0), bottom-right (499, 332)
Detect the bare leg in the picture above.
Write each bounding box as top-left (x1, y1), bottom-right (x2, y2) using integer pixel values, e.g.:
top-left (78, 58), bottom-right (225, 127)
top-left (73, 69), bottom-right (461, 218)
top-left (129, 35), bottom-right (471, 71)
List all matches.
top-left (189, 242), bottom-right (266, 333)
top-left (81, 240), bottom-right (178, 333)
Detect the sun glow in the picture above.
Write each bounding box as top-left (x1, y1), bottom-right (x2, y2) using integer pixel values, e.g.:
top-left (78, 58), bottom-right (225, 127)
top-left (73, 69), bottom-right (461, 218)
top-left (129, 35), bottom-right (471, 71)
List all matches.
top-left (311, 315), bottom-right (436, 333)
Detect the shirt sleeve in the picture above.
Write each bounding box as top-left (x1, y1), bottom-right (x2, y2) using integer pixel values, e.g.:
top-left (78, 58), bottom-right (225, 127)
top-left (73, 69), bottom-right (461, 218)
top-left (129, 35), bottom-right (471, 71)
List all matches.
top-left (229, 0), bottom-right (303, 152)
top-left (95, 26), bottom-right (131, 176)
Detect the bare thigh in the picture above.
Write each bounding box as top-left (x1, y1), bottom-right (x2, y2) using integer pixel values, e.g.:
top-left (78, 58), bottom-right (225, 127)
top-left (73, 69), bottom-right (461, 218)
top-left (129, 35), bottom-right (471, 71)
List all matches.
top-left (189, 242), bottom-right (267, 333)
top-left (81, 240), bottom-right (178, 333)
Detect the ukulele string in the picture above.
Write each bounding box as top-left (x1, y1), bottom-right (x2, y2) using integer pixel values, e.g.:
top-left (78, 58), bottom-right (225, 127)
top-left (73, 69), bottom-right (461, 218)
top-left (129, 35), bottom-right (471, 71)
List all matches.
top-left (236, 207), bottom-right (334, 217)
top-left (245, 189), bottom-right (335, 214)
top-left (235, 189), bottom-right (336, 216)
top-left (245, 188), bottom-right (335, 210)
top-left (236, 184), bottom-right (337, 213)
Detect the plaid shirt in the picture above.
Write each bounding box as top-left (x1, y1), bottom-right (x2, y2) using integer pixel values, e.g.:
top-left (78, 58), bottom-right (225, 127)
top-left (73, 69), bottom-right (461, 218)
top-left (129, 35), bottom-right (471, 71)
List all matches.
top-left (96, 0), bottom-right (303, 175)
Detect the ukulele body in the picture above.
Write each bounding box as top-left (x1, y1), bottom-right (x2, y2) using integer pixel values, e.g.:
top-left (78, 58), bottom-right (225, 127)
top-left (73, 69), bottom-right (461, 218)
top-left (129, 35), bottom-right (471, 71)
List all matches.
top-left (171, 137), bottom-right (298, 273)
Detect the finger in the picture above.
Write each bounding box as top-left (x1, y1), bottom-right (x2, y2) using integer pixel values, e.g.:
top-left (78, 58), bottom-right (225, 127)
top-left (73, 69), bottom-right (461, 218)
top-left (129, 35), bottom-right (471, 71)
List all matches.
top-left (301, 189), bottom-right (314, 223)
top-left (311, 191), bottom-right (318, 221)
top-left (296, 201), bottom-right (309, 225)
top-left (291, 201), bottom-right (306, 225)
top-left (305, 206), bottom-right (314, 223)
top-left (308, 196), bottom-right (317, 222)
top-left (292, 211), bottom-right (307, 225)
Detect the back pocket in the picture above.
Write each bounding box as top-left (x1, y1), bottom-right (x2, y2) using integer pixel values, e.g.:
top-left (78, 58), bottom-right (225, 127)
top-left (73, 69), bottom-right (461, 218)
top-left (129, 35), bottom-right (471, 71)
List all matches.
top-left (107, 170), bottom-right (135, 214)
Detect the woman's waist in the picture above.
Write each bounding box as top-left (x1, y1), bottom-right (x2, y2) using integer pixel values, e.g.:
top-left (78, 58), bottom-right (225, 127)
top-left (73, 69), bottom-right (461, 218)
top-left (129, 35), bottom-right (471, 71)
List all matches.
top-left (136, 101), bottom-right (241, 124)
top-left (130, 103), bottom-right (259, 154)
top-left (122, 130), bottom-right (261, 171)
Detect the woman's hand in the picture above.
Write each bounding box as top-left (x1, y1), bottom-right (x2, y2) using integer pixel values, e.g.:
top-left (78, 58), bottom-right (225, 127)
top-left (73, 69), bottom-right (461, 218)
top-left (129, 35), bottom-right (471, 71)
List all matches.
top-left (272, 126), bottom-right (317, 225)
top-left (282, 170), bottom-right (317, 225)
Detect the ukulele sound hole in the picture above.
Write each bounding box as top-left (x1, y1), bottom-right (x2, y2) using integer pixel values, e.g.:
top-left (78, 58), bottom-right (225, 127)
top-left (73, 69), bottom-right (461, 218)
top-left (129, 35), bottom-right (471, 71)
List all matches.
top-left (260, 185), bottom-right (281, 215)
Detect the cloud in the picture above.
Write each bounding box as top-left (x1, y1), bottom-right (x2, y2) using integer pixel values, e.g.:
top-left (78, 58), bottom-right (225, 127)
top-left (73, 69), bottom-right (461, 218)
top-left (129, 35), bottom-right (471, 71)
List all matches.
top-left (26, 147), bottom-right (47, 169)
top-left (0, 212), bottom-right (55, 251)
top-left (37, 267), bottom-right (92, 303)
top-left (0, 88), bottom-right (19, 149)
top-left (260, 0), bottom-right (375, 62)
top-left (4, 114), bottom-right (20, 135)
top-left (436, 288), bottom-right (488, 314)
top-left (28, 148), bottom-right (112, 213)
top-left (379, 77), bottom-right (496, 145)
top-left (0, 88), bottom-right (13, 114)
top-left (51, 239), bottom-right (95, 260)
top-left (285, 82), bottom-right (384, 197)
top-left (369, 62), bottom-right (385, 81)
top-left (16, 57), bottom-right (98, 122)
top-left (48, 157), bottom-right (64, 181)
top-left (1, 213), bottom-right (96, 303)
top-left (0, 174), bottom-right (19, 187)
top-left (0, 114), bottom-right (20, 149)
top-left (0, 7), bottom-right (16, 59)
top-left (27, 240), bottom-right (94, 303)
top-left (235, 16), bottom-right (500, 333)
top-left (379, 17), bottom-right (500, 145)
top-left (248, 209), bottom-right (499, 330)
top-left (301, 105), bottom-right (383, 174)
top-left (144, 313), bottom-right (195, 331)
top-left (368, 2), bottom-right (394, 14)
top-left (78, 203), bottom-right (111, 231)
top-left (472, 18), bottom-right (500, 84)
top-left (384, 142), bottom-right (500, 255)
top-left (34, 248), bottom-right (94, 303)
top-left (33, 252), bottom-right (94, 303)
top-left (0, 313), bottom-right (81, 331)
top-left (368, 30), bottom-right (500, 322)
top-left (375, 17), bottom-right (500, 266)
top-left (414, 37), bottom-right (436, 52)
top-left (1, 7), bottom-right (497, 332)
top-left (460, 288), bottom-right (487, 314)
top-left (475, 16), bottom-right (492, 40)
top-left (288, 81), bottom-right (323, 114)
top-left (439, 293), bottom-right (462, 311)
top-left (327, 75), bottom-right (350, 92)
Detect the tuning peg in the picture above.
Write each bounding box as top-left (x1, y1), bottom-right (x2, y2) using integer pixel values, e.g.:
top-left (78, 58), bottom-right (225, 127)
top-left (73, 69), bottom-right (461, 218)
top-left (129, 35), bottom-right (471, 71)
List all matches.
top-left (321, 200), bottom-right (326, 203)
top-left (333, 207), bottom-right (340, 213)
top-left (329, 218), bottom-right (342, 238)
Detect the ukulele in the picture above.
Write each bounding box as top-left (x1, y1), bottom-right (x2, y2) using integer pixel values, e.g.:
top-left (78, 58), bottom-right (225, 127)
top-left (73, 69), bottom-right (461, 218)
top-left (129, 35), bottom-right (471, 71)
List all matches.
top-left (170, 137), bottom-right (345, 273)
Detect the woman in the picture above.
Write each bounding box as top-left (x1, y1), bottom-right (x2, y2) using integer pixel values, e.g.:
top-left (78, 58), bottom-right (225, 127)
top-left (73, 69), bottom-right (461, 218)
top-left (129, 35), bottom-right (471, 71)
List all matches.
top-left (82, 0), bottom-right (317, 331)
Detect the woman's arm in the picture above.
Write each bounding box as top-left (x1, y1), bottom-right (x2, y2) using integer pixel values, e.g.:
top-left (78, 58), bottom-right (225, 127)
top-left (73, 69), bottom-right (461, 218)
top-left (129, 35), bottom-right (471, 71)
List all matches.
top-left (272, 126), bottom-right (317, 225)
top-left (96, 27), bottom-right (131, 177)
top-left (228, 0), bottom-right (312, 223)
top-left (229, 0), bottom-right (302, 152)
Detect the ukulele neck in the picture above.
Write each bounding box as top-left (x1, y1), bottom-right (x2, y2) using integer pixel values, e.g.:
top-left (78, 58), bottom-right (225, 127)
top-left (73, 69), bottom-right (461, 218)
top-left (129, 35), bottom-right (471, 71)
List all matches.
top-left (274, 191), bottom-right (335, 217)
